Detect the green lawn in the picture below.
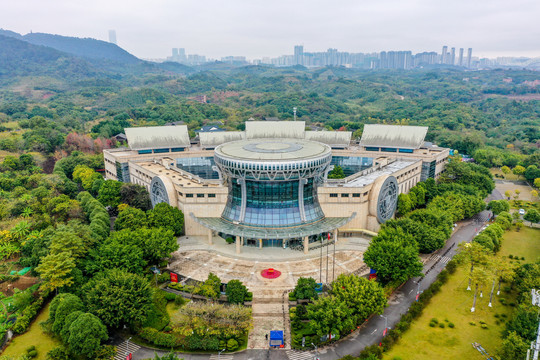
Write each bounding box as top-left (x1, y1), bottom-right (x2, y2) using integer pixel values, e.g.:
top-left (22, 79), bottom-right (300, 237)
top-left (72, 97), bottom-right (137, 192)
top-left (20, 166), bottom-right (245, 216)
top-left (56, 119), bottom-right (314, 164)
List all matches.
top-left (383, 227), bottom-right (540, 360)
top-left (2, 302), bottom-right (60, 359)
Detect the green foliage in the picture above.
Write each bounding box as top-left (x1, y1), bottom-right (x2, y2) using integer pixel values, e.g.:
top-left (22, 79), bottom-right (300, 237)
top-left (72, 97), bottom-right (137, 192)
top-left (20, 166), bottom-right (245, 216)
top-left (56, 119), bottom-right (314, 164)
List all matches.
top-left (328, 165), bottom-right (345, 179)
top-left (119, 183), bottom-right (152, 211)
top-left (292, 277), bottom-right (319, 300)
top-left (487, 199), bottom-right (510, 215)
top-left (85, 239), bottom-right (146, 275)
top-left (226, 279), bottom-right (248, 304)
top-left (307, 295), bottom-right (354, 338)
top-left (499, 331), bottom-right (529, 360)
top-left (108, 227), bottom-right (178, 264)
top-left (363, 237), bottom-right (423, 283)
top-left (147, 202), bottom-right (184, 236)
top-left (114, 206), bottom-right (147, 231)
top-left (97, 180), bottom-right (122, 208)
top-left (331, 274), bottom-right (386, 323)
top-left (50, 293), bottom-right (85, 335)
top-left (524, 208), bottom-right (540, 223)
top-left (65, 313), bottom-right (108, 358)
top-left (83, 269), bottom-right (153, 328)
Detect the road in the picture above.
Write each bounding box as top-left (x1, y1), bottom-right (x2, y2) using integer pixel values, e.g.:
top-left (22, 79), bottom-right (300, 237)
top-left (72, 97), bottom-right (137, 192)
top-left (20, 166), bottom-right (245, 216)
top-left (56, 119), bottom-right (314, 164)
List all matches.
top-left (124, 191), bottom-right (500, 360)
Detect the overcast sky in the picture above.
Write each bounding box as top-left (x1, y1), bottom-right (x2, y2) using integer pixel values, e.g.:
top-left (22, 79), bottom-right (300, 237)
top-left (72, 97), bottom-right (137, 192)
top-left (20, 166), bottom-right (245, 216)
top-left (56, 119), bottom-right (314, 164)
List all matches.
top-left (1, 0), bottom-right (539, 60)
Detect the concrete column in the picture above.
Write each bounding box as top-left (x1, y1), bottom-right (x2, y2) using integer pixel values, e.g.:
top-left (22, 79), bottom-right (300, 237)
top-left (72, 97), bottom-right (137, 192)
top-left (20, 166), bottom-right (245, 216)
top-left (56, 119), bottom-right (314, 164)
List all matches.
top-left (259, 239), bottom-right (263, 249)
top-left (334, 228), bottom-right (339, 244)
top-left (303, 236), bottom-right (309, 254)
top-left (207, 229), bottom-right (213, 245)
top-left (236, 236), bottom-right (241, 254)
top-left (241, 237), bottom-right (244, 246)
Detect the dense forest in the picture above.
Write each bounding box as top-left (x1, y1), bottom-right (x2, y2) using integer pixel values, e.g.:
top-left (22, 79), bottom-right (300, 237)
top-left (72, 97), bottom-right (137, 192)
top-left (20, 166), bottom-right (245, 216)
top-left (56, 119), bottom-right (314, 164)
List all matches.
top-left (0, 32), bottom-right (538, 168)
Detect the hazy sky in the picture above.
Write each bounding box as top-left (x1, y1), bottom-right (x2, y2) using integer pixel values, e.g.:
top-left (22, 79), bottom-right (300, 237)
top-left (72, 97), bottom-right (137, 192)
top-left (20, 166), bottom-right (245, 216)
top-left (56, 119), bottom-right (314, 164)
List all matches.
top-left (2, 0), bottom-right (539, 60)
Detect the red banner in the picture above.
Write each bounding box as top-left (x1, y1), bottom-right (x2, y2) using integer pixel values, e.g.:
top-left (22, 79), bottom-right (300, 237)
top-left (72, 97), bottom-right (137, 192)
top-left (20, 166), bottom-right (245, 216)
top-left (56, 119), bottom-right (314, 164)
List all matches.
top-left (170, 272), bottom-right (178, 283)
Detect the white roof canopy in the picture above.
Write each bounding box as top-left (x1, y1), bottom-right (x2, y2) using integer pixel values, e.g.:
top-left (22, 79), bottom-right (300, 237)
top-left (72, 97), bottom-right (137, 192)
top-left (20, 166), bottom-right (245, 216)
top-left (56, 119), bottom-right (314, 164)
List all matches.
top-left (125, 125), bottom-right (190, 150)
top-left (305, 131), bottom-right (352, 147)
top-left (200, 131), bottom-right (245, 148)
top-left (245, 121), bottom-right (306, 139)
top-left (360, 124), bottom-right (428, 149)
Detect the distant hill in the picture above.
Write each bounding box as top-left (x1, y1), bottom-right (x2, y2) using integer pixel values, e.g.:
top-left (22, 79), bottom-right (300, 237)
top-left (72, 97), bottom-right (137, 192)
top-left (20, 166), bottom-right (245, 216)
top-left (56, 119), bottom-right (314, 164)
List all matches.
top-left (0, 34), bottom-right (102, 79)
top-left (21, 32), bottom-right (141, 64)
top-left (0, 29), bottom-right (195, 77)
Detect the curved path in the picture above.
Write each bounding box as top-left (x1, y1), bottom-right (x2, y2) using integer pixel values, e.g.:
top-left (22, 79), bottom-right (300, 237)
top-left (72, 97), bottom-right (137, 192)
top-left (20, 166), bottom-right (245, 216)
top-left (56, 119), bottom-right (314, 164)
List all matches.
top-left (123, 191), bottom-right (500, 360)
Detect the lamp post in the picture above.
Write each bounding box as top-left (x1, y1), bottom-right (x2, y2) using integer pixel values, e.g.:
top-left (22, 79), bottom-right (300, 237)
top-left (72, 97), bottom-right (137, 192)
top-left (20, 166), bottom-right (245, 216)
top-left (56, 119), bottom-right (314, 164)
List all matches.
top-left (414, 280), bottom-right (422, 302)
top-left (125, 337), bottom-right (132, 357)
top-left (218, 348), bottom-right (226, 360)
top-left (380, 315), bottom-right (388, 337)
top-left (311, 343), bottom-right (319, 360)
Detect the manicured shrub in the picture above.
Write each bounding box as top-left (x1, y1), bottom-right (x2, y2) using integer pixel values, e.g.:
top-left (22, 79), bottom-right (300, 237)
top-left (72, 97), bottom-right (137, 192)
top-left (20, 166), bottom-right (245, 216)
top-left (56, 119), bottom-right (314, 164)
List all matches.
top-left (481, 324), bottom-right (488, 329)
top-left (469, 321), bottom-right (476, 326)
top-left (430, 318), bottom-right (438, 324)
top-left (439, 323), bottom-right (445, 328)
top-left (227, 338), bottom-right (239, 351)
top-left (448, 322), bottom-right (455, 328)
top-left (429, 322), bottom-right (436, 327)
top-left (164, 292), bottom-right (176, 302)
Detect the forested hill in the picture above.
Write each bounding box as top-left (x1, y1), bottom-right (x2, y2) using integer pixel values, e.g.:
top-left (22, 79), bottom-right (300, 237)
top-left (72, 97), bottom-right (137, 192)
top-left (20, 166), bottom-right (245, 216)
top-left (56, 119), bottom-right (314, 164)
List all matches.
top-left (21, 32), bottom-right (141, 64)
top-left (0, 34), bottom-right (103, 79)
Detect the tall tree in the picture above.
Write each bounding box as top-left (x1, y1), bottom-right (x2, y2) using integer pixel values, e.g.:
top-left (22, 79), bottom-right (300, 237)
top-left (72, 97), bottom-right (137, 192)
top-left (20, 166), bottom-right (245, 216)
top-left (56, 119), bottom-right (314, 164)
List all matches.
top-left (331, 274), bottom-right (386, 323)
top-left (36, 252), bottom-right (76, 292)
top-left (66, 313), bottom-right (108, 358)
top-left (83, 269), bottom-right (153, 328)
top-left (363, 239), bottom-right (423, 283)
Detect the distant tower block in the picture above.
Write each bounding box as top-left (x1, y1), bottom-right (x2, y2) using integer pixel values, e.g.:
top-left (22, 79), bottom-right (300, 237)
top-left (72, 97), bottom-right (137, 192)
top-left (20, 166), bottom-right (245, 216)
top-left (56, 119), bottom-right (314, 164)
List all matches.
top-left (441, 46), bottom-right (448, 64)
top-left (458, 48), bottom-right (464, 66)
top-left (108, 30), bottom-right (117, 45)
top-left (467, 48), bottom-right (473, 68)
top-left (450, 47), bottom-right (455, 65)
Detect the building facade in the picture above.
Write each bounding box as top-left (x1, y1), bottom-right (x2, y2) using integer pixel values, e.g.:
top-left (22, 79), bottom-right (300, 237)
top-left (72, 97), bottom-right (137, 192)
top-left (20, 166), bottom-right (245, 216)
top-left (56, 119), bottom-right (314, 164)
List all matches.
top-left (103, 121), bottom-right (449, 253)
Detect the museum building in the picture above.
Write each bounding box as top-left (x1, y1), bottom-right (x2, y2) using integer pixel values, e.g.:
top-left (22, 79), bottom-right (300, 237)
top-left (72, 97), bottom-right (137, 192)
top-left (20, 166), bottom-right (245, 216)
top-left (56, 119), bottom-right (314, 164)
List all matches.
top-left (103, 121), bottom-right (449, 253)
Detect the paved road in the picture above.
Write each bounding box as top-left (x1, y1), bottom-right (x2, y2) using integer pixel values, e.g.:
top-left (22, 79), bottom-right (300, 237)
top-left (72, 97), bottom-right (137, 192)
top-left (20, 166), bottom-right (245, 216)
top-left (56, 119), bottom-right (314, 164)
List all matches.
top-left (123, 192), bottom-right (499, 360)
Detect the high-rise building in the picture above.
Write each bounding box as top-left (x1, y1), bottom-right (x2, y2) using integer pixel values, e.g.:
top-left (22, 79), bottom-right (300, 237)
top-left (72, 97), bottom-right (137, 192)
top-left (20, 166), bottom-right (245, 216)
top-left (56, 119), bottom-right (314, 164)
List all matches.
top-left (450, 47), bottom-right (455, 65)
top-left (179, 48), bottom-right (186, 62)
top-left (467, 48), bottom-right (473, 68)
top-left (108, 30), bottom-right (117, 45)
top-left (458, 48), bottom-right (464, 66)
top-left (441, 46), bottom-right (448, 64)
top-left (294, 45), bottom-right (304, 65)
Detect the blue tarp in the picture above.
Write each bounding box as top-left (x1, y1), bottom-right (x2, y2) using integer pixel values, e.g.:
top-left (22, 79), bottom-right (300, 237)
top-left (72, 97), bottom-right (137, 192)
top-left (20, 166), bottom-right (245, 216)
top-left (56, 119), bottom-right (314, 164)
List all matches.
top-left (269, 330), bottom-right (284, 347)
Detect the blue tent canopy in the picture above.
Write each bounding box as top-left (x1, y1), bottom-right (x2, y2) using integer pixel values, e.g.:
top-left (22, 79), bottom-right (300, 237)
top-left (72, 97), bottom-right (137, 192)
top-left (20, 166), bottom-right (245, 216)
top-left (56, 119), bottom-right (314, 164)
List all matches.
top-left (269, 330), bottom-right (284, 347)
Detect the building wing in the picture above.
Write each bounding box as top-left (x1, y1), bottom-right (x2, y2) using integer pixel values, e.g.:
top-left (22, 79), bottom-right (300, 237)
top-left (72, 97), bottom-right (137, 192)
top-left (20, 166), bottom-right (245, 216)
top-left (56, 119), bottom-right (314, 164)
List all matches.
top-left (359, 124), bottom-right (428, 149)
top-left (245, 121), bottom-right (305, 139)
top-left (124, 125), bottom-right (190, 150)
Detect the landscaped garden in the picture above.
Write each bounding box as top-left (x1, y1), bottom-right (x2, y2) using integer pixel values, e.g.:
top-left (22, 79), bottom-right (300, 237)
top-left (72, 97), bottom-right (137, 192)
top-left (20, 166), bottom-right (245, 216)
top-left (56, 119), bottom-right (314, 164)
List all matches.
top-left (382, 227), bottom-right (540, 360)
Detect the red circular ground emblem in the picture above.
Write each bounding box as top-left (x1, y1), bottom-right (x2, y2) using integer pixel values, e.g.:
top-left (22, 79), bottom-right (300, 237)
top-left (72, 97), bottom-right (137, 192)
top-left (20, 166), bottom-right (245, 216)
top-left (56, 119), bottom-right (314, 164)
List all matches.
top-left (261, 268), bottom-right (281, 279)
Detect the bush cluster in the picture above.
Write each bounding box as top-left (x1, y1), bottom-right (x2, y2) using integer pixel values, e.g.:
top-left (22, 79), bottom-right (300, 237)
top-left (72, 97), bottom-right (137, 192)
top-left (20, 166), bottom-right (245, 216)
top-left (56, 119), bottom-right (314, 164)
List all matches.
top-left (77, 191), bottom-right (110, 241)
top-left (12, 286), bottom-right (51, 334)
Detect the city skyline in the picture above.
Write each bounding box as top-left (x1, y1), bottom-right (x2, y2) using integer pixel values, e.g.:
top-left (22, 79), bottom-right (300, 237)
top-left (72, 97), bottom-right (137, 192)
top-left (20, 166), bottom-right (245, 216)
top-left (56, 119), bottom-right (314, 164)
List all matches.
top-left (1, 0), bottom-right (540, 60)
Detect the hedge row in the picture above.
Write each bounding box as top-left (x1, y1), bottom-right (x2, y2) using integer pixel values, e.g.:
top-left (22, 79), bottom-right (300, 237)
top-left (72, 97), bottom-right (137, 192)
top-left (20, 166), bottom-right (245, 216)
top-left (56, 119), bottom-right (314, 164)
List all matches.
top-left (138, 327), bottom-right (222, 351)
top-left (11, 286), bottom-right (52, 334)
top-left (77, 191), bottom-right (110, 241)
top-left (356, 260), bottom-right (458, 359)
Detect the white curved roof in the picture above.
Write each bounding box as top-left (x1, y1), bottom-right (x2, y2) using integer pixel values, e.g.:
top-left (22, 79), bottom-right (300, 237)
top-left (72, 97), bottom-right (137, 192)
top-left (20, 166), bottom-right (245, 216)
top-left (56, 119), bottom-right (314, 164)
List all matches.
top-left (125, 125), bottom-right (190, 150)
top-left (215, 138), bottom-right (330, 161)
top-left (200, 131), bottom-right (245, 148)
top-left (360, 124), bottom-right (428, 149)
top-left (305, 131), bottom-right (351, 147)
top-left (245, 121), bottom-right (305, 139)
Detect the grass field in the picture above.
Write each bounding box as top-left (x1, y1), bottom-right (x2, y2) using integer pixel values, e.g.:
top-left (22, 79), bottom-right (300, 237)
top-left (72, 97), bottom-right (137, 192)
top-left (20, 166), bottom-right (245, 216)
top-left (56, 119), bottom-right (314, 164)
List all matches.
top-left (383, 227), bottom-right (540, 360)
top-left (2, 302), bottom-right (60, 359)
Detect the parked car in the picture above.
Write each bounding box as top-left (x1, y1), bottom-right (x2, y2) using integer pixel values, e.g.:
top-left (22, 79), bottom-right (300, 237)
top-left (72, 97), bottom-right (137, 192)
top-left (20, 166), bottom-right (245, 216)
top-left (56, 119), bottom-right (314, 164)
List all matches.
top-left (519, 209), bottom-right (525, 215)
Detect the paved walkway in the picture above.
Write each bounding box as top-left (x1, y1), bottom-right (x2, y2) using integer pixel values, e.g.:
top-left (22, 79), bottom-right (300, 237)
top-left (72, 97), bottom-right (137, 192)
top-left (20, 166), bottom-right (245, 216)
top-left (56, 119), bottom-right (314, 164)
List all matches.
top-left (121, 190), bottom-right (500, 360)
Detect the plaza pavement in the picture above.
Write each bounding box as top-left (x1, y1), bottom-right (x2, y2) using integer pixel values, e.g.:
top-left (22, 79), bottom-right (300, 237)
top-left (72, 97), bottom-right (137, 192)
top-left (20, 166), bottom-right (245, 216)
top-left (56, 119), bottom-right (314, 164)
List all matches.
top-left (120, 189), bottom-right (501, 360)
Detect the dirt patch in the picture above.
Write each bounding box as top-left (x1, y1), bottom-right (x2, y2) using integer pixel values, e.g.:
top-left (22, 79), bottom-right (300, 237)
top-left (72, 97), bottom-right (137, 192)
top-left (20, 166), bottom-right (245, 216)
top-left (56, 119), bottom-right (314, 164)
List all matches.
top-left (0, 276), bottom-right (38, 296)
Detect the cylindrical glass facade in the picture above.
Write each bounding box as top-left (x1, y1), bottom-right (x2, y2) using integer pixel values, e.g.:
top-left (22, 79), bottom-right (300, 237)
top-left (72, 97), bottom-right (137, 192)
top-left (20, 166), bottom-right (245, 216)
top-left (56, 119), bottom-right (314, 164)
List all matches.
top-left (215, 139), bottom-right (331, 231)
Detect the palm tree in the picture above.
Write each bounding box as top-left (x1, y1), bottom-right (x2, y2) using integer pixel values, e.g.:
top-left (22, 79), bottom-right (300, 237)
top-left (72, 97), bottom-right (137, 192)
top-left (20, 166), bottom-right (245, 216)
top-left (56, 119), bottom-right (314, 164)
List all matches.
top-left (11, 221), bottom-right (30, 241)
top-left (21, 207), bottom-right (33, 218)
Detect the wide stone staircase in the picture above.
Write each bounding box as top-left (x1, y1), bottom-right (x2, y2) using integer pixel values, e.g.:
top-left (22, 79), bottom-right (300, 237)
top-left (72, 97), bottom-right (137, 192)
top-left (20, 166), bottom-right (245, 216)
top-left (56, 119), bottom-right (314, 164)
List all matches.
top-left (248, 289), bottom-right (291, 349)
